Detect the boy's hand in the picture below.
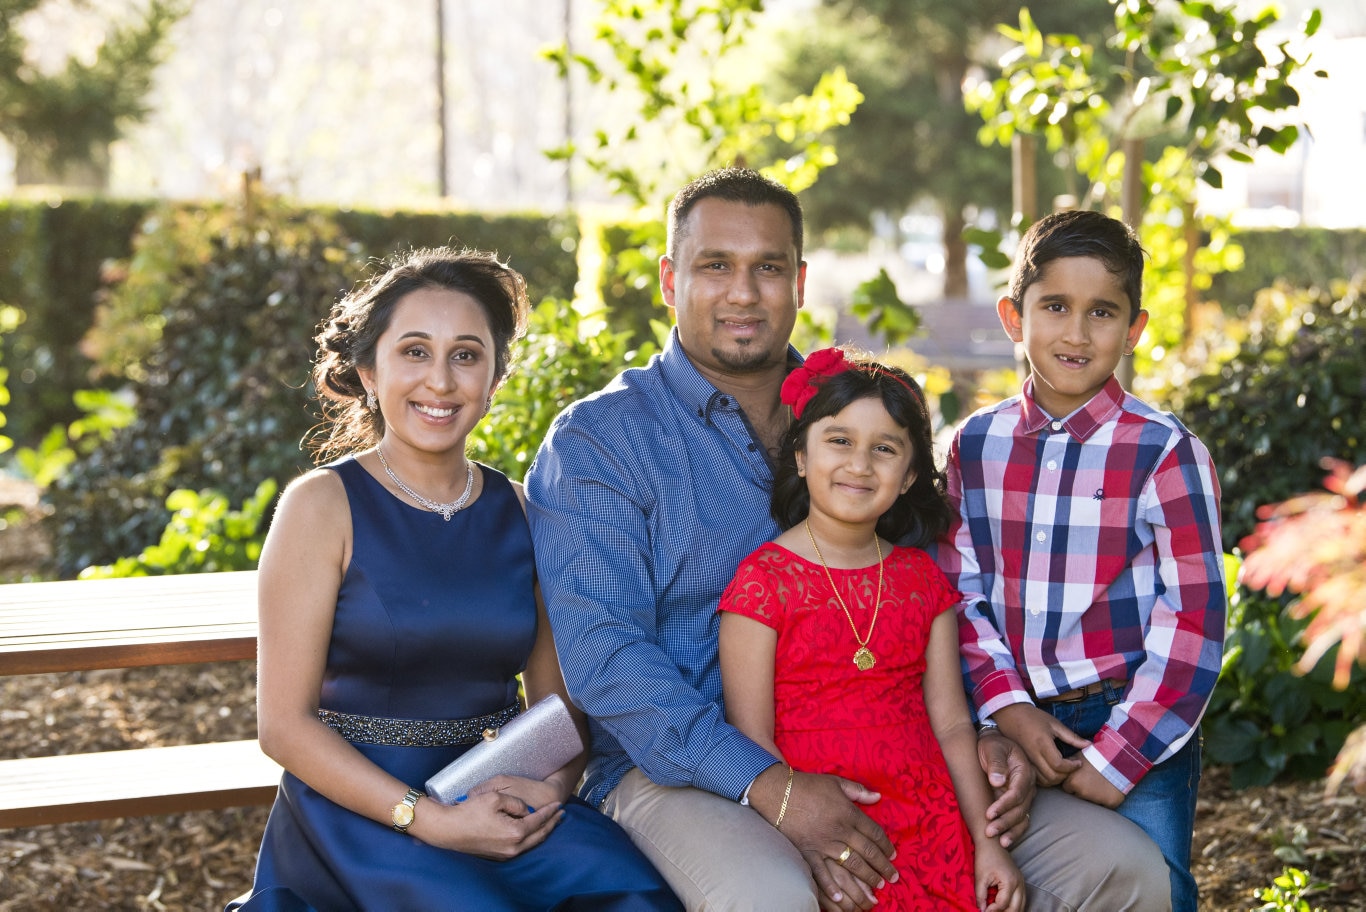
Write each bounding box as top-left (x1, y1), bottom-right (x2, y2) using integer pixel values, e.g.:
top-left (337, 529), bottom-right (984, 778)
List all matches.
top-left (993, 703), bottom-right (1089, 786)
top-left (1062, 761), bottom-right (1125, 808)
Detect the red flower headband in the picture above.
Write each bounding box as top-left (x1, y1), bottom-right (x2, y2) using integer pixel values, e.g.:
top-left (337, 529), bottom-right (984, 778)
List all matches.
top-left (780, 347), bottom-right (921, 419)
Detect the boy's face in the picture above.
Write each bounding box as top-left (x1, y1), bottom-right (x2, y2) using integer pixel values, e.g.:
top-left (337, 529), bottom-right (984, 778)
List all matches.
top-left (997, 255), bottom-right (1149, 418)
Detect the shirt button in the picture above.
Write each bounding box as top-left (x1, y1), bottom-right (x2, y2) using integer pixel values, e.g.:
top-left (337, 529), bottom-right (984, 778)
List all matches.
top-left (1051, 421), bottom-right (1063, 431)
top-left (1036, 530), bottom-right (1047, 542)
top-left (747, 443), bottom-right (757, 452)
top-left (718, 396), bottom-right (731, 407)
top-left (1046, 460), bottom-right (1057, 471)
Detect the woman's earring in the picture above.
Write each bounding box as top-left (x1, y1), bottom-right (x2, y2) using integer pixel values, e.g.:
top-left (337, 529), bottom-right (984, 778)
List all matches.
top-left (366, 388), bottom-right (377, 410)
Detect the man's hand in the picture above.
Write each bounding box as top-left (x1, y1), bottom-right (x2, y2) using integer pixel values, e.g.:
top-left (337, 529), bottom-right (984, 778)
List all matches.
top-left (749, 764), bottom-right (898, 911)
top-left (1062, 760), bottom-right (1125, 808)
top-left (993, 703), bottom-right (1089, 787)
top-left (976, 728), bottom-right (1035, 848)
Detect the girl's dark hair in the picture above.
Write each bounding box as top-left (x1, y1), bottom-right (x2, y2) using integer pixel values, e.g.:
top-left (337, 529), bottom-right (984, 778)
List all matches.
top-left (771, 358), bottom-right (952, 547)
top-left (309, 246), bottom-right (529, 462)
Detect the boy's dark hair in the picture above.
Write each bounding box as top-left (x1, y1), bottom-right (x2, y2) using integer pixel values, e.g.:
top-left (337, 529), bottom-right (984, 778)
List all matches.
top-left (1005, 209), bottom-right (1146, 325)
top-left (667, 167), bottom-right (804, 262)
top-left (771, 362), bottom-right (952, 547)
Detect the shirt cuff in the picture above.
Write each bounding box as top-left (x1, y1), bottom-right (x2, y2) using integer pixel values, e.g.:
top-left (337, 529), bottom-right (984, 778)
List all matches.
top-left (694, 732), bottom-right (782, 802)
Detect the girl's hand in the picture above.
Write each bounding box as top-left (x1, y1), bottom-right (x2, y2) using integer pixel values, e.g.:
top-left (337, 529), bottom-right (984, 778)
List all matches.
top-left (974, 842), bottom-right (1025, 912)
top-left (418, 789), bottom-right (564, 860)
top-left (815, 856), bottom-right (879, 912)
top-left (468, 773), bottom-right (566, 810)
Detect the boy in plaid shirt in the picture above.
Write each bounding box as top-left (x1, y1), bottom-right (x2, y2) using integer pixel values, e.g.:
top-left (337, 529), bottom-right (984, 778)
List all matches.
top-left (936, 209), bottom-right (1226, 912)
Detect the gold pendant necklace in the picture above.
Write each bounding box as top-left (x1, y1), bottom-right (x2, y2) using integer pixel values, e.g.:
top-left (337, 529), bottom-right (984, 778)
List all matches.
top-left (804, 520), bottom-right (884, 671)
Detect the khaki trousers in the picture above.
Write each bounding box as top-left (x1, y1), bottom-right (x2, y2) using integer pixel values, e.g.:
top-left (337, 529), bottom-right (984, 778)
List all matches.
top-left (602, 767), bottom-right (1171, 912)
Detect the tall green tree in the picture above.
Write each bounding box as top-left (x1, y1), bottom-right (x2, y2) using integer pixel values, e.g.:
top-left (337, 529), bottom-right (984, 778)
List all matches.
top-left (545, 0), bottom-right (862, 208)
top-left (0, 0), bottom-right (186, 187)
top-left (968, 0), bottom-right (1322, 377)
top-left (770, 0), bottom-right (1113, 298)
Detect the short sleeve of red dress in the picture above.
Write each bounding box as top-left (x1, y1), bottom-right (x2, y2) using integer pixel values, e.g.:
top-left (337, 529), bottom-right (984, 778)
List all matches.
top-left (717, 543), bottom-right (794, 632)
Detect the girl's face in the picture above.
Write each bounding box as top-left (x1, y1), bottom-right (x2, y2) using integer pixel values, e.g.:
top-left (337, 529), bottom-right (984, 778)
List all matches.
top-left (796, 396), bottom-right (916, 529)
top-left (358, 286), bottom-right (497, 458)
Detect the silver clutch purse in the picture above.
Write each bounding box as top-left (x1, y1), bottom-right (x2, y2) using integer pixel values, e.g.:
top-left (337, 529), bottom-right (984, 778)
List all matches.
top-left (424, 693), bottom-right (584, 804)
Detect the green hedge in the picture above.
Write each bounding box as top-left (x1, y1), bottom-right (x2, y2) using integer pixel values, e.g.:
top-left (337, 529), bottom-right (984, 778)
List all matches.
top-left (1209, 227), bottom-right (1366, 312)
top-left (32, 195), bottom-right (656, 575)
top-left (0, 198), bottom-right (584, 452)
top-left (329, 206), bottom-right (581, 305)
top-left (0, 197), bottom-right (151, 443)
top-left (1174, 278), bottom-right (1366, 787)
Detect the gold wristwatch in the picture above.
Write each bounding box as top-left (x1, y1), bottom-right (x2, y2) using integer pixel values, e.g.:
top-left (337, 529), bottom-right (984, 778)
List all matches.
top-left (390, 787), bottom-right (424, 833)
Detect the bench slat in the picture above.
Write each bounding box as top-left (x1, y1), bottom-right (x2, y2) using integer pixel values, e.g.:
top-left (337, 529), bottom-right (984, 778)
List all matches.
top-left (0, 571), bottom-right (259, 674)
top-left (0, 740), bottom-right (282, 828)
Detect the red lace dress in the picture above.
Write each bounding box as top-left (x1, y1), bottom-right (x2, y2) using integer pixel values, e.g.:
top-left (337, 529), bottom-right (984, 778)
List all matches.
top-left (719, 543), bottom-right (977, 911)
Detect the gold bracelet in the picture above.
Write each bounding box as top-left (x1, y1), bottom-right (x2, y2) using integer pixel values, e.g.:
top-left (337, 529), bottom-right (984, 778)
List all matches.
top-left (773, 764), bottom-right (795, 830)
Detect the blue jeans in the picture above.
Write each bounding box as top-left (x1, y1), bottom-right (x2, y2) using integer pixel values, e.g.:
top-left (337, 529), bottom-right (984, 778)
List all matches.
top-left (1042, 681), bottom-right (1201, 912)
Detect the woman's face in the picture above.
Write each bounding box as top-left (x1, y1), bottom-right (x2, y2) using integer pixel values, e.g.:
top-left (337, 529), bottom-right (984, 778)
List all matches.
top-left (358, 286), bottom-right (497, 457)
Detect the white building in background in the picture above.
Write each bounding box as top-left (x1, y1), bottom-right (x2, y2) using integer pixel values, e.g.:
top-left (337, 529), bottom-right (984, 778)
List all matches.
top-left (4, 0), bottom-right (581, 211)
top-left (1198, 0), bottom-right (1366, 229)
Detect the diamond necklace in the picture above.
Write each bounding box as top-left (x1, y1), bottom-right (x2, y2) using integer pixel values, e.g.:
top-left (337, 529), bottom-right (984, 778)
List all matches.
top-left (375, 445), bottom-right (474, 521)
top-left (804, 520), bottom-right (884, 671)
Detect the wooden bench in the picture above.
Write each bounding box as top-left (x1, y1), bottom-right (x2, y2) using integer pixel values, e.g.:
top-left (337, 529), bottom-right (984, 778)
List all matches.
top-left (0, 571), bottom-right (282, 828)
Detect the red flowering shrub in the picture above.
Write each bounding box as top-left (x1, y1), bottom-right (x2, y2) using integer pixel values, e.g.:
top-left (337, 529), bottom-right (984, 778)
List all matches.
top-left (1238, 458), bottom-right (1366, 794)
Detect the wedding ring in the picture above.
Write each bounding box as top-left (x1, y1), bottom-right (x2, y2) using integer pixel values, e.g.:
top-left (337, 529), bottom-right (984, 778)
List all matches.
top-left (836, 845), bottom-right (853, 866)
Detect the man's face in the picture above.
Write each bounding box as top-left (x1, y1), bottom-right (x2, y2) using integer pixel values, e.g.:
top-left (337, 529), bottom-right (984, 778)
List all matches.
top-left (660, 197), bottom-right (805, 379)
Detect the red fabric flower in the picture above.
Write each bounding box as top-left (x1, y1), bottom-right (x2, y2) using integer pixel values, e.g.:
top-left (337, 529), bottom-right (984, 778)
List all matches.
top-left (780, 347), bottom-right (850, 419)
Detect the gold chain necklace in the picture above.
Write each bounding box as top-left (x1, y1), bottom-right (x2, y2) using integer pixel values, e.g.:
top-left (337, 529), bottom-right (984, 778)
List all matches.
top-left (804, 520), bottom-right (884, 671)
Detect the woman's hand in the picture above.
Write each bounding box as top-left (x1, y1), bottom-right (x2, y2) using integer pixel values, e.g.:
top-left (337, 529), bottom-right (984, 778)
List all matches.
top-left (468, 773), bottom-right (566, 811)
top-left (417, 789), bottom-right (564, 861)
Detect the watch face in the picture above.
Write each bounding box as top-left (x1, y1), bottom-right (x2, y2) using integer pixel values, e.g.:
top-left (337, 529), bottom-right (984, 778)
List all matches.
top-left (392, 803), bottom-right (415, 828)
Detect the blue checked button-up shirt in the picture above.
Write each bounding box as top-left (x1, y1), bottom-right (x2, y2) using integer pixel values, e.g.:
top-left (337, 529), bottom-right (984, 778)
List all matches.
top-left (526, 331), bottom-right (788, 807)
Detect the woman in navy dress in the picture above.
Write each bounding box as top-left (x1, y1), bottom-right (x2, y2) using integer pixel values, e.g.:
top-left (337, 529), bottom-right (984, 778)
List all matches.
top-left (230, 248), bottom-right (680, 911)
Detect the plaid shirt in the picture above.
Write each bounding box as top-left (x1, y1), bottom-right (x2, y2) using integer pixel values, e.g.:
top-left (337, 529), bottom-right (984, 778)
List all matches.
top-left (935, 376), bottom-right (1227, 793)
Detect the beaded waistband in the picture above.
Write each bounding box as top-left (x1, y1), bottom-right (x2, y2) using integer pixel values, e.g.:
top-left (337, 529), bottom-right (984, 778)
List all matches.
top-left (317, 703), bottom-right (520, 747)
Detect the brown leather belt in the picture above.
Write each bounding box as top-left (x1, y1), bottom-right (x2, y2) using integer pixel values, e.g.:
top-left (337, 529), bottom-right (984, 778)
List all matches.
top-left (1038, 678), bottom-right (1127, 704)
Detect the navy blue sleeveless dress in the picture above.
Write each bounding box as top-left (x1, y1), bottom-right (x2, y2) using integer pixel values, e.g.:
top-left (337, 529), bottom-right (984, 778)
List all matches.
top-left (229, 458), bottom-right (680, 912)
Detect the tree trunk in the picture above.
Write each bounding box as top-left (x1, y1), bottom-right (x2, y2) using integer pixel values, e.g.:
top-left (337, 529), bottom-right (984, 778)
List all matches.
top-left (942, 206), bottom-right (969, 299)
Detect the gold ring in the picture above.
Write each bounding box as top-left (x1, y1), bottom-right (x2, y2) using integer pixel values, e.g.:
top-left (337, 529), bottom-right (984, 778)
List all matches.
top-left (837, 845), bottom-right (853, 866)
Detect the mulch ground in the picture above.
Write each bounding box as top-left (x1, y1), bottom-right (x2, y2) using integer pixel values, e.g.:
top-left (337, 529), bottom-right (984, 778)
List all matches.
top-left (1, 661), bottom-right (1362, 911)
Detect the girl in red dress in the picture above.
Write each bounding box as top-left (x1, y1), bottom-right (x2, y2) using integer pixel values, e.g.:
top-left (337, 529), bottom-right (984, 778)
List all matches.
top-left (719, 348), bottom-right (1024, 912)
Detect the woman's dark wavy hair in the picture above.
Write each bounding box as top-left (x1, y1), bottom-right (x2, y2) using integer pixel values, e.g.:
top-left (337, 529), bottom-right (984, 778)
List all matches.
top-left (771, 360), bottom-right (952, 547)
top-left (309, 246), bottom-right (529, 462)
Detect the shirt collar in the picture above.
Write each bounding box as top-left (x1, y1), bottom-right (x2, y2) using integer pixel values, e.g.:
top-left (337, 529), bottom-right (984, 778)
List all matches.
top-left (1020, 374), bottom-right (1125, 441)
top-left (657, 327), bottom-right (803, 423)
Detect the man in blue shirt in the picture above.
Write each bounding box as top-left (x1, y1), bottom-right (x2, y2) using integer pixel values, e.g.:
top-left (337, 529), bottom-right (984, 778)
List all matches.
top-left (526, 168), bottom-right (1169, 911)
